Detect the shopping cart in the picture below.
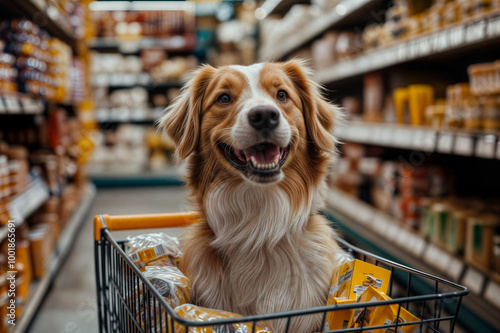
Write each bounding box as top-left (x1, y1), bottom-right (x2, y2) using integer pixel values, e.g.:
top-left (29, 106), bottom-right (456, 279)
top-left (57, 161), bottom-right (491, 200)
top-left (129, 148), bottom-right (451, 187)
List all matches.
top-left (94, 212), bottom-right (468, 333)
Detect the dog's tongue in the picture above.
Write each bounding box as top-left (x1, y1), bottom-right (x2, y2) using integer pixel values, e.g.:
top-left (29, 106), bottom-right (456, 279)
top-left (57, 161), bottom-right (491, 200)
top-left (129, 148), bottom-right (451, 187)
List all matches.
top-left (243, 143), bottom-right (280, 164)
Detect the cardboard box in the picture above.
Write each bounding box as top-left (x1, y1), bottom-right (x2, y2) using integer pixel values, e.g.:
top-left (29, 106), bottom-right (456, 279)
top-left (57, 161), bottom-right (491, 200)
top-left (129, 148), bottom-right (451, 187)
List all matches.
top-left (329, 259), bottom-right (392, 300)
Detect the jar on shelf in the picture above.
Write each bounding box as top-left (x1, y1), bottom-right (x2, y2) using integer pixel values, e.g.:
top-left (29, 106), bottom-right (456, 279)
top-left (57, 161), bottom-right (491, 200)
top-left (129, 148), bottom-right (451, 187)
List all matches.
top-left (482, 96), bottom-right (500, 130)
top-left (474, 0), bottom-right (492, 15)
top-left (463, 96), bottom-right (483, 129)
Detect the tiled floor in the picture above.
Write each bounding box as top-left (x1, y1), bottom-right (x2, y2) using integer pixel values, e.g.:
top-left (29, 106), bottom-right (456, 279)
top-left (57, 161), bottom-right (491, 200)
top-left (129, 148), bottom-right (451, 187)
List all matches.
top-left (29, 186), bottom-right (190, 333)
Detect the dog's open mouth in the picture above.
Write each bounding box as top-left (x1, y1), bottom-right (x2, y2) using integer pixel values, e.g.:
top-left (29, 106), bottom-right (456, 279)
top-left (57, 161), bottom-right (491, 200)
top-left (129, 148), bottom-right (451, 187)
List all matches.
top-left (219, 142), bottom-right (290, 183)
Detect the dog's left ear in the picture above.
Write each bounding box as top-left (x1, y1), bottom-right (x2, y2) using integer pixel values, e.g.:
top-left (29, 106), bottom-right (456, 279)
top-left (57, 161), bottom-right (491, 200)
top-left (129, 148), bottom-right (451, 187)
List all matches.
top-left (159, 65), bottom-right (215, 159)
top-left (281, 60), bottom-right (338, 152)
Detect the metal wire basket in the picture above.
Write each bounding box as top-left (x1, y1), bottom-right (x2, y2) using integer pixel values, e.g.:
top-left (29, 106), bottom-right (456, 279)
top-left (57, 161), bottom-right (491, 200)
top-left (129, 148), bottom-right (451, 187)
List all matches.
top-left (94, 213), bottom-right (468, 333)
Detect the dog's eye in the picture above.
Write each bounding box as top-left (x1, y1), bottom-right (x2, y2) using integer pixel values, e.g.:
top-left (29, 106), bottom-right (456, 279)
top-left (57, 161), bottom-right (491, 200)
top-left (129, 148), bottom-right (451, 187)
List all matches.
top-left (217, 94), bottom-right (231, 104)
top-left (277, 90), bottom-right (288, 102)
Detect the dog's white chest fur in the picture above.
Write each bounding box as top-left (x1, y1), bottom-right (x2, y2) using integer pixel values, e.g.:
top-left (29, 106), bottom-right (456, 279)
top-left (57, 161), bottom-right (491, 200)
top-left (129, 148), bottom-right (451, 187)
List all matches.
top-left (192, 182), bottom-right (338, 332)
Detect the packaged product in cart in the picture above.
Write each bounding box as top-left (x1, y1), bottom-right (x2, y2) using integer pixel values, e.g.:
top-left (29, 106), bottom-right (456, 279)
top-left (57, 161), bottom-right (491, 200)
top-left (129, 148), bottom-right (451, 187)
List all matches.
top-left (325, 297), bottom-right (356, 331)
top-left (134, 266), bottom-right (191, 332)
top-left (126, 232), bottom-right (182, 270)
top-left (350, 286), bottom-right (420, 333)
top-left (329, 259), bottom-right (391, 300)
top-left (142, 266), bottom-right (191, 308)
top-left (174, 304), bottom-right (272, 333)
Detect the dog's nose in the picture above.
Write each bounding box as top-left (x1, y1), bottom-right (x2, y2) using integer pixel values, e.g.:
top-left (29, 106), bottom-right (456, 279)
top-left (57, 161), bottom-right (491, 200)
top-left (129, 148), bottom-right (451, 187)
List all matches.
top-left (248, 107), bottom-right (280, 131)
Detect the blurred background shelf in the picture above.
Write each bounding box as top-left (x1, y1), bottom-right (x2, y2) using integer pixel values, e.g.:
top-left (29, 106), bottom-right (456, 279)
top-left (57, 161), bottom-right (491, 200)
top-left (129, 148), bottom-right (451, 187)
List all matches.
top-left (258, 0), bottom-right (310, 18)
top-left (314, 10), bottom-right (500, 85)
top-left (325, 186), bottom-right (500, 333)
top-left (9, 178), bottom-right (50, 224)
top-left (13, 183), bottom-right (96, 333)
top-left (259, 0), bottom-right (386, 61)
top-left (0, 0), bottom-right (76, 50)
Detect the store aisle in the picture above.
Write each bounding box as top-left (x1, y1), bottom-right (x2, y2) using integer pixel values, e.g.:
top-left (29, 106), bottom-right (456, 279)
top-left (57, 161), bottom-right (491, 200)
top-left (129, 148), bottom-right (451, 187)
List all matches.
top-left (29, 186), bottom-right (190, 333)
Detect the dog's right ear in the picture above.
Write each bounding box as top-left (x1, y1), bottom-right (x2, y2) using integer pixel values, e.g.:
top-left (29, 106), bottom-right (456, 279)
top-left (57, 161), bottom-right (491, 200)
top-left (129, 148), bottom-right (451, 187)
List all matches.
top-left (159, 65), bottom-right (215, 159)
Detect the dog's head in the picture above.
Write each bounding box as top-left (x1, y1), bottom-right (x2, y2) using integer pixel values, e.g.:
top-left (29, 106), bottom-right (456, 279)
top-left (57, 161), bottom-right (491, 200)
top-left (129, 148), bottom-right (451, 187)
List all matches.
top-left (160, 61), bottom-right (339, 186)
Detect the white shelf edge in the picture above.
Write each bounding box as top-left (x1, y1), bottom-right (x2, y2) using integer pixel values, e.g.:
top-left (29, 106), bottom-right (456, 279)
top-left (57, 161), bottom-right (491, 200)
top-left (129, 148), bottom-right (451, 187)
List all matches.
top-left (314, 10), bottom-right (500, 84)
top-left (12, 183), bottom-right (96, 333)
top-left (259, 0), bottom-right (375, 61)
top-left (1, 179), bottom-right (50, 242)
top-left (336, 121), bottom-right (500, 159)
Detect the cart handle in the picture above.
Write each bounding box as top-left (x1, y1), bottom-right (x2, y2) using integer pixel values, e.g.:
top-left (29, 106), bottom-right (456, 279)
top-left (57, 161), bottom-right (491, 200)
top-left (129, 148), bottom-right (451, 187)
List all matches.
top-left (94, 212), bottom-right (199, 241)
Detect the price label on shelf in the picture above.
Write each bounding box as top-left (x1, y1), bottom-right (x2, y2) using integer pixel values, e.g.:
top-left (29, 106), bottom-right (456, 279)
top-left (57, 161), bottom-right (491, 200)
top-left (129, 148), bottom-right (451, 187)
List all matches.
top-left (487, 15), bottom-right (500, 38)
top-left (437, 132), bottom-right (454, 153)
top-left (484, 281), bottom-right (500, 309)
top-left (0, 97), bottom-right (6, 113)
top-left (455, 135), bottom-right (474, 156)
top-left (412, 237), bottom-right (426, 257)
top-left (476, 135), bottom-right (496, 159)
top-left (385, 222), bottom-right (400, 242)
top-left (396, 229), bottom-right (412, 249)
top-left (448, 258), bottom-right (464, 281)
top-left (3, 96), bottom-right (21, 113)
top-left (462, 268), bottom-right (485, 295)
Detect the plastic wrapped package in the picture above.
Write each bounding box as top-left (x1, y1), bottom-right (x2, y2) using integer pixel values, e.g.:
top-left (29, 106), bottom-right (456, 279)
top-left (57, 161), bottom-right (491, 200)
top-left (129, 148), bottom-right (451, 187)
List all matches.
top-left (126, 233), bottom-right (183, 270)
top-left (174, 304), bottom-right (272, 333)
top-left (133, 266), bottom-right (191, 332)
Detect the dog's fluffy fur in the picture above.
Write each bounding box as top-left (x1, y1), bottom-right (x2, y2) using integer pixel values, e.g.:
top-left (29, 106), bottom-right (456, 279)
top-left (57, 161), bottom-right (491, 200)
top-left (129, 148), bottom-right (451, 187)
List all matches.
top-left (160, 61), bottom-right (341, 332)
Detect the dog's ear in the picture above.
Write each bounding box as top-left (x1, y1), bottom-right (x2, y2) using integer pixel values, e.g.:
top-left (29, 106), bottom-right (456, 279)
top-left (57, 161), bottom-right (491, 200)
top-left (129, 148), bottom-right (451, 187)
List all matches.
top-left (281, 60), bottom-right (339, 152)
top-left (158, 65), bottom-right (215, 159)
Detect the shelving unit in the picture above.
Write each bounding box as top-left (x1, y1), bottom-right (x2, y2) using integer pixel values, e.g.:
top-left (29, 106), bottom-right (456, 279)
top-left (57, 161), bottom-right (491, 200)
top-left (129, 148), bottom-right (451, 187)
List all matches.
top-left (258, 0), bottom-right (385, 61)
top-left (89, 37), bottom-right (195, 54)
top-left (92, 73), bottom-right (183, 89)
top-left (0, 178), bottom-right (50, 242)
top-left (325, 186), bottom-right (500, 333)
top-left (258, 0), bottom-right (310, 18)
top-left (13, 183), bottom-right (96, 333)
top-left (314, 9), bottom-right (500, 85)
top-left (0, 0), bottom-right (76, 50)
top-left (336, 121), bottom-right (500, 159)
top-left (0, 95), bottom-right (45, 115)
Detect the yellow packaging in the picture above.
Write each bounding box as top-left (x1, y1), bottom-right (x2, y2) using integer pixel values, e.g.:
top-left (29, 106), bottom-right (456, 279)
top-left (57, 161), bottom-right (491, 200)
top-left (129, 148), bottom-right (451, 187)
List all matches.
top-left (408, 84), bottom-right (434, 126)
top-left (174, 304), bottom-right (272, 333)
top-left (325, 297), bottom-right (356, 331)
top-left (393, 88), bottom-right (409, 124)
top-left (329, 259), bottom-right (392, 300)
top-left (351, 286), bottom-right (420, 333)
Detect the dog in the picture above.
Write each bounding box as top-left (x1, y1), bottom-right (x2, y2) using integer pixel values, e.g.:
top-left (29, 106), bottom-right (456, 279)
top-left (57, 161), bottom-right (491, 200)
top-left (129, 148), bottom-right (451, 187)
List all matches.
top-left (160, 60), bottom-right (342, 332)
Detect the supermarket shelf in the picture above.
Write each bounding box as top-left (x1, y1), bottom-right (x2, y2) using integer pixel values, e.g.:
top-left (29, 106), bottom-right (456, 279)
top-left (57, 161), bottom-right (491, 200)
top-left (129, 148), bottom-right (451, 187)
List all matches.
top-left (336, 121), bottom-right (500, 159)
top-left (0, 0), bottom-right (76, 49)
top-left (324, 186), bottom-right (500, 333)
top-left (258, 0), bottom-right (383, 61)
top-left (92, 73), bottom-right (183, 89)
top-left (258, 0), bottom-right (310, 17)
top-left (0, 95), bottom-right (45, 115)
top-left (315, 10), bottom-right (500, 85)
top-left (96, 118), bottom-right (156, 126)
top-left (89, 166), bottom-right (185, 187)
top-left (89, 36), bottom-right (196, 54)
top-left (7, 178), bottom-right (50, 230)
top-left (14, 183), bottom-right (96, 333)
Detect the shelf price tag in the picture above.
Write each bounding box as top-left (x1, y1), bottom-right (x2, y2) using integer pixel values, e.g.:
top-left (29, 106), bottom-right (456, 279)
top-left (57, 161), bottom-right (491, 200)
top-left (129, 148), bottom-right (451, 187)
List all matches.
top-left (412, 237), bottom-right (426, 257)
top-left (0, 97), bottom-right (6, 113)
top-left (3, 96), bottom-right (21, 113)
top-left (476, 135), bottom-right (496, 159)
top-left (455, 135), bottom-right (474, 156)
top-left (448, 258), bottom-right (464, 281)
top-left (462, 268), bottom-right (485, 295)
top-left (485, 281), bottom-right (500, 309)
top-left (437, 132), bottom-right (454, 153)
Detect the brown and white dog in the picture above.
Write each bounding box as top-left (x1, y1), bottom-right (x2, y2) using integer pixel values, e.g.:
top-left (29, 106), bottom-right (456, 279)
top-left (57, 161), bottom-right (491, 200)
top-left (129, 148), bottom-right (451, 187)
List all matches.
top-left (160, 60), bottom-right (342, 332)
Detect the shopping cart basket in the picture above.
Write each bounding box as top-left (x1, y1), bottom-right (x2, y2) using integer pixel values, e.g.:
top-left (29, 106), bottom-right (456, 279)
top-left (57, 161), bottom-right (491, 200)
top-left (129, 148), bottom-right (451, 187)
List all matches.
top-left (94, 212), bottom-right (468, 333)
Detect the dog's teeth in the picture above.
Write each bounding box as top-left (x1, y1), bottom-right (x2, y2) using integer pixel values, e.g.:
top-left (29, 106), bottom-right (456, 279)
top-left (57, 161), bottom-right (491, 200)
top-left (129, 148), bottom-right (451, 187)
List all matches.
top-left (250, 156), bottom-right (257, 167)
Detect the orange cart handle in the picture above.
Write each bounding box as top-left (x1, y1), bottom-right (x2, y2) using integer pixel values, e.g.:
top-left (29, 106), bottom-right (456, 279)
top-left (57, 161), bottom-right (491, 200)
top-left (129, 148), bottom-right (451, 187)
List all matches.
top-left (94, 212), bottom-right (199, 241)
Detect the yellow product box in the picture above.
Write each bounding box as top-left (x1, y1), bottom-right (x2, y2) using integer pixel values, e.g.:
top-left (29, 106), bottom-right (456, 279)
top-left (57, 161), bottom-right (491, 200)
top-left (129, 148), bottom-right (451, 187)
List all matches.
top-left (329, 259), bottom-right (392, 300)
top-left (325, 297), bottom-right (356, 331)
top-left (351, 286), bottom-right (420, 333)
